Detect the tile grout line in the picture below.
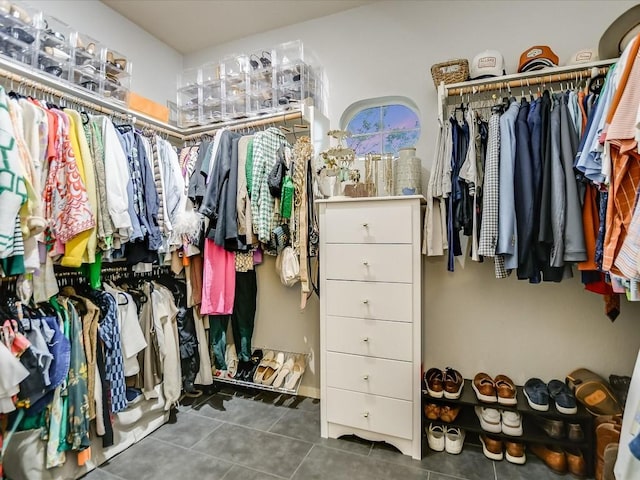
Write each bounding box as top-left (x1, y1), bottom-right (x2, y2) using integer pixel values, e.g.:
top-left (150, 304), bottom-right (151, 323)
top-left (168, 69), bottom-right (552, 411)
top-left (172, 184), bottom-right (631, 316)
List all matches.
top-left (266, 407), bottom-right (289, 432)
top-left (288, 442), bottom-right (315, 479)
top-left (187, 444), bottom-right (290, 480)
top-left (96, 467), bottom-right (128, 480)
top-left (185, 420), bottom-right (225, 450)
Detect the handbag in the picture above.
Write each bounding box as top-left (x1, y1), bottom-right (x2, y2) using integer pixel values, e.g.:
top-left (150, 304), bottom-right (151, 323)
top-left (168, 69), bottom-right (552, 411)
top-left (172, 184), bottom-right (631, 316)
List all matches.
top-left (275, 246), bottom-right (300, 287)
top-left (268, 145), bottom-right (288, 198)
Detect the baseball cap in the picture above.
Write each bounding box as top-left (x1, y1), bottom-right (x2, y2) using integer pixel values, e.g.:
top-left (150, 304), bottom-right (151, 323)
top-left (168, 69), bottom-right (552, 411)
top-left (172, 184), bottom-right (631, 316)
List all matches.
top-left (566, 49), bottom-right (599, 66)
top-left (469, 50), bottom-right (506, 79)
top-left (517, 45), bottom-right (559, 73)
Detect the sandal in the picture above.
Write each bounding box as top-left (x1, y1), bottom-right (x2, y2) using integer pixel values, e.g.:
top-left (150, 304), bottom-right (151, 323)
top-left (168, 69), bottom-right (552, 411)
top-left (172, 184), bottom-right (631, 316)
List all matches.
top-left (225, 344), bottom-right (238, 378)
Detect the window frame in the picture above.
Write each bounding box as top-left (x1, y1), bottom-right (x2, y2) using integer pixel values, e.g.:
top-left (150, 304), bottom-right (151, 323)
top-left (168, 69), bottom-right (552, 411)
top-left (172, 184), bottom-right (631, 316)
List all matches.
top-left (340, 96), bottom-right (421, 157)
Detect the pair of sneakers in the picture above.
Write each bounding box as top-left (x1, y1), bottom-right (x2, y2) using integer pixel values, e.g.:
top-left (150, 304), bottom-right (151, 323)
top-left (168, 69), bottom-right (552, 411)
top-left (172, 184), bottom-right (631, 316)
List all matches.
top-left (524, 378), bottom-right (577, 414)
top-left (424, 367), bottom-right (464, 399)
top-left (426, 423), bottom-right (465, 455)
top-left (475, 406), bottom-right (523, 436)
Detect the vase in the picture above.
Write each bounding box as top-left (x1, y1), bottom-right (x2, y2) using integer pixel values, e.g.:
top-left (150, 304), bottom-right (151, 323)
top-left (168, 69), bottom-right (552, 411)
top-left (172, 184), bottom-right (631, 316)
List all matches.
top-left (393, 147), bottom-right (421, 196)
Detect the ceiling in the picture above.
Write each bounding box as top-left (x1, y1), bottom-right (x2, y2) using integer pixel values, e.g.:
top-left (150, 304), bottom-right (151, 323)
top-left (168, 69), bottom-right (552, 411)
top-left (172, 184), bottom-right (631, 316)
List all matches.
top-left (101, 0), bottom-right (374, 54)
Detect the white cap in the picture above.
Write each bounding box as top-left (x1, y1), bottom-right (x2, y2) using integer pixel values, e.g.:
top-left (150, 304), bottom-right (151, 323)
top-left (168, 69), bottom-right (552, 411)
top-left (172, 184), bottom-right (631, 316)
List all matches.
top-left (469, 50), bottom-right (506, 79)
top-left (567, 49), bottom-right (599, 66)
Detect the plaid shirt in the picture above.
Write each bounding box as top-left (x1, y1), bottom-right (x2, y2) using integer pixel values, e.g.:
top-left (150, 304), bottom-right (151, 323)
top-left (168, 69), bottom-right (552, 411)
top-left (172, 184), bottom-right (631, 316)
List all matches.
top-left (477, 112), bottom-right (507, 278)
top-left (250, 128), bottom-right (289, 244)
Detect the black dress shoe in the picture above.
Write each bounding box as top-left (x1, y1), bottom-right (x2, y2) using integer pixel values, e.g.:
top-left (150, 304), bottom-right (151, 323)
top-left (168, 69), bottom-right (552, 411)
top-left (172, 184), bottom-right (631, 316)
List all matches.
top-left (244, 349), bottom-right (263, 382)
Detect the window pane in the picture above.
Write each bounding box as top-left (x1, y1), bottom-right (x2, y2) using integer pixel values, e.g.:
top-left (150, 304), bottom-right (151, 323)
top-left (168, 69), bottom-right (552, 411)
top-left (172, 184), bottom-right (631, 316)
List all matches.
top-left (383, 129), bottom-right (420, 155)
top-left (383, 105), bottom-right (420, 131)
top-left (348, 134), bottom-right (382, 156)
top-left (346, 107), bottom-right (382, 135)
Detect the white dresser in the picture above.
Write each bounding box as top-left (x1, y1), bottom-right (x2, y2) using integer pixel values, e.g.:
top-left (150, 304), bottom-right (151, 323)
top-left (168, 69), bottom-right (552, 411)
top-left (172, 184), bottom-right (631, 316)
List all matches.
top-left (318, 195), bottom-right (423, 459)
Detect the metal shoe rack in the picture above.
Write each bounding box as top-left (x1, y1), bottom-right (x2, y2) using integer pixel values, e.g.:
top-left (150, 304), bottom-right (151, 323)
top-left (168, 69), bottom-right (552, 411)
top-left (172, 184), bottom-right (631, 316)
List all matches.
top-left (213, 348), bottom-right (310, 396)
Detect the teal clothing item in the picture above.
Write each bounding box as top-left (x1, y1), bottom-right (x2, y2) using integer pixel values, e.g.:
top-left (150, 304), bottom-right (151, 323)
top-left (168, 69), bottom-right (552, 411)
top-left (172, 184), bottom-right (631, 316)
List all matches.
top-left (209, 315), bottom-right (229, 370)
top-left (65, 299), bottom-right (91, 451)
top-left (246, 139), bottom-right (254, 197)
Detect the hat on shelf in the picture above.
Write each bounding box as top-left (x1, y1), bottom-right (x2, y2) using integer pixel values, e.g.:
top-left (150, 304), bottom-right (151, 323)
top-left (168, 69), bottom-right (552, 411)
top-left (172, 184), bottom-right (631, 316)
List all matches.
top-left (517, 45), bottom-right (559, 73)
top-left (599, 4), bottom-right (640, 59)
top-left (566, 48), bottom-right (599, 66)
top-left (469, 50), bottom-right (506, 79)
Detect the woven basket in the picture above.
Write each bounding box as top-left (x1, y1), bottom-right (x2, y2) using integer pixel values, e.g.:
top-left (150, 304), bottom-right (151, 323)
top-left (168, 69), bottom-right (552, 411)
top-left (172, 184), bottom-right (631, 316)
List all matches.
top-left (430, 59), bottom-right (469, 87)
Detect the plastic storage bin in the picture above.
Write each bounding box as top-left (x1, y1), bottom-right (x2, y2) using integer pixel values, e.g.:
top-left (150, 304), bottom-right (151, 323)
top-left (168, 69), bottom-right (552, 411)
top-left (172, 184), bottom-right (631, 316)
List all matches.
top-left (0, 1), bottom-right (38, 67)
top-left (69, 32), bottom-right (104, 93)
top-left (102, 46), bottom-right (131, 103)
top-left (34, 14), bottom-right (72, 80)
top-left (247, 49), bottom-right (274, 115)
top-left (177, 67), bottom-right (200, 127)
top-left (221, 55), bottom-right (248, 120)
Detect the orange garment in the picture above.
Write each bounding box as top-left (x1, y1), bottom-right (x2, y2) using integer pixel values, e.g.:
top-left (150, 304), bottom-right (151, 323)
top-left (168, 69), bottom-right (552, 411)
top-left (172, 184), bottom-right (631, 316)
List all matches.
top-left (577, 90), bottom-right (588, 134)
top-left (607, 40), bottom-right (640, 141)
top-left (605, 33), bottom-right (640, 127)
top-left (578, 183), bottom-right (599, 271)
top-left (602, 139), bottom-right (640, 274)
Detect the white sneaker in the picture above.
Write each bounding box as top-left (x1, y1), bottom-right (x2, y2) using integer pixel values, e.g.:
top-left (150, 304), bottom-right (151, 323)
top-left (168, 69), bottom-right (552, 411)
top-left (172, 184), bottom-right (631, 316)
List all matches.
top-left (474, 406), bottom-right (501, 433)
top-left (500, 409), bottom-right (523, 436)
top-left (427, 423), bottom-right (445, 452)
top-left (445, 427), bottom-right (465, 454)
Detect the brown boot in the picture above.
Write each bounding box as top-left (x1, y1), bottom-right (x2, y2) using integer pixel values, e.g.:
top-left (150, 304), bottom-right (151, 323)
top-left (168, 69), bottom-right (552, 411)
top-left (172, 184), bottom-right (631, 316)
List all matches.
top-left (603, 443), bottom-right (619, 480)
top-left (596, 422), bottom-right (621, 480)
top-left (530, 444), bottom-right (567, 475)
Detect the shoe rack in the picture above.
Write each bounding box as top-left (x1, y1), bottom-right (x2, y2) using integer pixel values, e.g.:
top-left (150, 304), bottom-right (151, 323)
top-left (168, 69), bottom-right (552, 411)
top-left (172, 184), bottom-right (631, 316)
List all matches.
top-left (214, 349), bottom-right (309, 396)
top-left (422, 379), bottom-right (595, 475)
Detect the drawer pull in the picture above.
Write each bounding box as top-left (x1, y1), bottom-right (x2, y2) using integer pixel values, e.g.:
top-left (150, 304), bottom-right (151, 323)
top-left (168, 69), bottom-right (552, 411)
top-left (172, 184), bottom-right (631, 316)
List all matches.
top-left (362, 299), bottom-right (369, 305)
top-left (362, 223), bottom-right (369, 228)
top-left (363, 374), bottom-right (369, 380)
top-left (362, 260), bottom-right (369, 266)
top-left (363, 337), bottom-right (369, 342)
top-left (363, 411), bottom-right (369, 418)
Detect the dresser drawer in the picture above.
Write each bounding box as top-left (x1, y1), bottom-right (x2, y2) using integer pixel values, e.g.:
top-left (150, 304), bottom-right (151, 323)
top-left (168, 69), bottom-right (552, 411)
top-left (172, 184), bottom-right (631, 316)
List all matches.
top-left (325, 244), bottom-right (413, 283)
top-left (326, 316), bottom-right (412, 361)
top-left (325, 280), bottom-right (412, 322)
top-left (326, 387), bottom-right (413, 440)
top-left (324, 201), bottom-right (413, 244)
top-left (327, 352), bottom-right (413, 400)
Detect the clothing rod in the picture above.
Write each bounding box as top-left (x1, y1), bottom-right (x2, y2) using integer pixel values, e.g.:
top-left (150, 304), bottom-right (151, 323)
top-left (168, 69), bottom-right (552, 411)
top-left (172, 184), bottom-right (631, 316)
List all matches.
top-left (181, 110), bottom-right (305, 141)
top-left (0, 68), bottom-right (183, 140)
top-left (446, 66), bottom-right (610, 97)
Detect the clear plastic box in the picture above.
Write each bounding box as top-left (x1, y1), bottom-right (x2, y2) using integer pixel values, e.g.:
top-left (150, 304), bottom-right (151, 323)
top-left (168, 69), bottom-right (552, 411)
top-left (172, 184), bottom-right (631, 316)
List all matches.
top-left (200, 103), bottom-right (223, 124)
top-left (34, 14), bottom-right (72, 79)
top-left (247, 48), bottom-right (274, 115)
top-left (0, 1), bottom-right (38, 67)
top-left (178, 105), bottom-right (200, 128)
top-left (102, 46), bottom-right (131, 104)
top-left (224, 94), bottom-right (247, 120)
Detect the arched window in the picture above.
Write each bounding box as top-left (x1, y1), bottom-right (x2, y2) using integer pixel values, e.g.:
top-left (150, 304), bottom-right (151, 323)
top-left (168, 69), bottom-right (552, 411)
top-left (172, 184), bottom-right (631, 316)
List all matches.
top-left (340, 97), bottom-right (421, 156)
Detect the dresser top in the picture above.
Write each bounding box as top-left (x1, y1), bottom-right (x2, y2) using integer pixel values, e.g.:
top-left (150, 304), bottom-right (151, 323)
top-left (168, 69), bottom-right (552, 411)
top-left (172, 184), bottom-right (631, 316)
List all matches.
top-left (316, 195), bottom-right (425, 205)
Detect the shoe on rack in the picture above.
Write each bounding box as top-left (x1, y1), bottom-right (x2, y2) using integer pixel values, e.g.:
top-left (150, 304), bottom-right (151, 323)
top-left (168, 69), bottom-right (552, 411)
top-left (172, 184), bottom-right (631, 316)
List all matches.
top-left (225, 344), bottom-right (239, 378)
top-left (444, 367), bottom-right (464, 399)
top-left (439, 405), bottom-right (461, 423)
top-left (603, 443), bottom-right (618, 480)
top-left (565, 447), bottom-right (587, 479)
top-left (473, 372), bottom-right (497, 403)
top-left (427, 423), bottom-right (445, 452)
top-left (505, 440), bottom-right (526, 464)
top-left (568, 422), bottom-right (584, 442)
top-left (425, 368), bottom-right (445, 398)
top-left (479, 434), bottom-right (503, 461)
top-left (475, 406), bottom-right (501, 433)
top-left (534, 415), bottom-right (565, 439)
top-left (609, 374), bottom-right (631, 407)
top-left (253, 350), bottom-right (274, 383)
top-left (500, 410), bottom-right (523, 436)
top-left (244, 349), bottom-right (263, 382)
top-left (424, 403), bottom-right (441, 421)
top-left (272, 356), bottom-right (295, 389)
top-left (262, 351), bottom-right (285, 386)
top-left (524, 378), bottom-right (549, 411)
top-left (596, 421), bottom-right (621, 480)
top-left (445, 426), bottom-right (465, 454)
top-left (547, 379), bottom-right (578, 415)
top-left (530, 444), bottom-right (567, 475)
top-left (495, 374), bottom-right (517, 405)
top-left (283, 354), bottom-right (306, 390)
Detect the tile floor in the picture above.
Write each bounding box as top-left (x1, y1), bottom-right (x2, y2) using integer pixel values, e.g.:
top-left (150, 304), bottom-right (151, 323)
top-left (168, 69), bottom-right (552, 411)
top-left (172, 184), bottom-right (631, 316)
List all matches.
top-left (82, 386), bottom-right (575, 480)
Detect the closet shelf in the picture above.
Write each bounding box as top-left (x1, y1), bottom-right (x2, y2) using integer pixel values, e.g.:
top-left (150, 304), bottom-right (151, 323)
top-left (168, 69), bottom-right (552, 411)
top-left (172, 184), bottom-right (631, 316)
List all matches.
top-left (0, 56), bottom-right (316, 142)
top-left (436, 58), bottom-right (617, 123)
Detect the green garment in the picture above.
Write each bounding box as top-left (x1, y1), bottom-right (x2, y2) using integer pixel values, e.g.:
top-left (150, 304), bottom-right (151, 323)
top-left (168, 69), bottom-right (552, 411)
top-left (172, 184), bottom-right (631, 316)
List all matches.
top-left (245, 139), bottom-right (254, 197)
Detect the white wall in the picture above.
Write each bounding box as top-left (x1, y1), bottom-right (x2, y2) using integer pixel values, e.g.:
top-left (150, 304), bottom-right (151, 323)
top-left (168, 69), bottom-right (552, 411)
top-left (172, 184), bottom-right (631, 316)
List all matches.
top-left (187, 0), bottom-right (640, 392)
top-left (28, 0), bottom-right (181, 105)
